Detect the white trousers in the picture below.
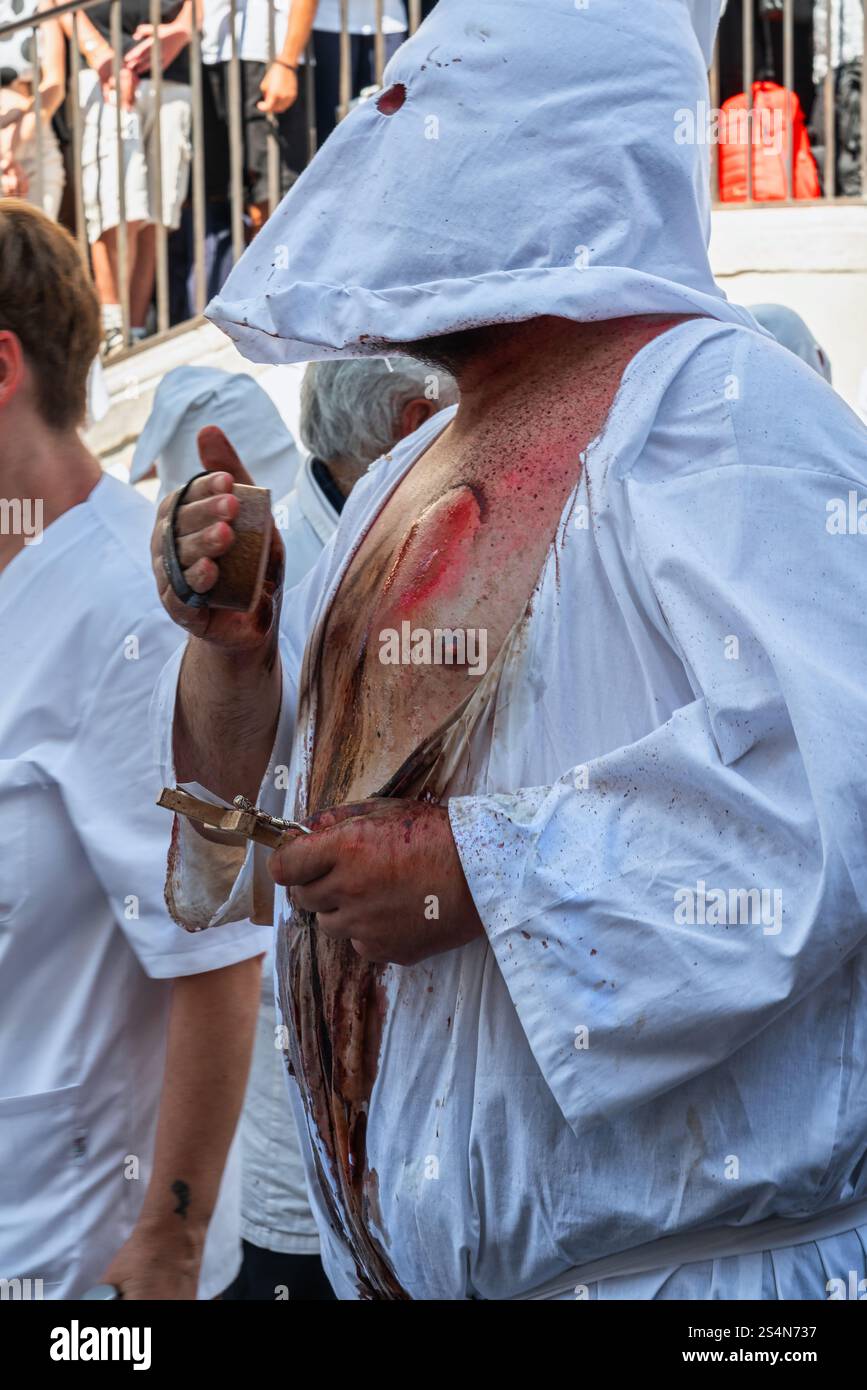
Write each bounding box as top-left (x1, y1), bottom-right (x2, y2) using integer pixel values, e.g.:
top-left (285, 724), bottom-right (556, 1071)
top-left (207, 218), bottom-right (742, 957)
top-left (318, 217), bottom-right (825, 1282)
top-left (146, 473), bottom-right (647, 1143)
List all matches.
top-left (78, 69), bottom-right (191, 243)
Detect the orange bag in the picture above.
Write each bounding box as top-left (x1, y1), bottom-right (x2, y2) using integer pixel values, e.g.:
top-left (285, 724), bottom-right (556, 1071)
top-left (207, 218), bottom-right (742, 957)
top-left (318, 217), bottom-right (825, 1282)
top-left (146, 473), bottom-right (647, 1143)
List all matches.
top-left (718, 80), bottom-right (821, 201)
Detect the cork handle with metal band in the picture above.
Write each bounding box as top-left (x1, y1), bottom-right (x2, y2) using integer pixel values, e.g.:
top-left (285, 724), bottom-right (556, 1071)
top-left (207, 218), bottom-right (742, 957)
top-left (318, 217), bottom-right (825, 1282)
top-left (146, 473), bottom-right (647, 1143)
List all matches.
top-left (208, 484), bottom-right (274, 612)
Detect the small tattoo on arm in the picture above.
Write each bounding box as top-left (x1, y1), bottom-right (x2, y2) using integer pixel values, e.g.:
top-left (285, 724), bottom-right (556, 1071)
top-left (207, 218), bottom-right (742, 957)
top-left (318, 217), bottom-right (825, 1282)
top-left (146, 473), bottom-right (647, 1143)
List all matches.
top-left (171, 1179), bottom-right (191, 1219)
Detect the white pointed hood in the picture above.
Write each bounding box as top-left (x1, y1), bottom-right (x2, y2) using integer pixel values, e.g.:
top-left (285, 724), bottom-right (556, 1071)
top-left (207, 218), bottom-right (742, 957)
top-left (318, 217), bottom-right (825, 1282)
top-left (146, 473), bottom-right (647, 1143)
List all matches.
top-left (207, 0), bottom-right (757, 364)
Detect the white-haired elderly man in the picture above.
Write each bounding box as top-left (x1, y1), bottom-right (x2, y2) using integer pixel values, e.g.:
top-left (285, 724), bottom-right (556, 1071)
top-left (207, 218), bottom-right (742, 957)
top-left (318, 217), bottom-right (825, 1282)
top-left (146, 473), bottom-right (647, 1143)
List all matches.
top-left (272, 356), bottom-right (458, 572)
top-left (223, 353), bottom-right (457, 1300)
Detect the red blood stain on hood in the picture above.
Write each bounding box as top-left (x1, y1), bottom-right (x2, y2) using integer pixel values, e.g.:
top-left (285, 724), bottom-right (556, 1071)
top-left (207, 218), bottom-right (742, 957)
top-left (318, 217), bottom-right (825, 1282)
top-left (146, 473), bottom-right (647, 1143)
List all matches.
top-left (377, 83), bottom-right (407, 115)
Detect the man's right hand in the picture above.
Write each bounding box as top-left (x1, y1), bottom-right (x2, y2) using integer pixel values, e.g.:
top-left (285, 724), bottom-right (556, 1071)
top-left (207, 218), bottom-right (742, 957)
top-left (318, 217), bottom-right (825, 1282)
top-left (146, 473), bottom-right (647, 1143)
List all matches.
top-left (151, 426), bottom-right (285, 652)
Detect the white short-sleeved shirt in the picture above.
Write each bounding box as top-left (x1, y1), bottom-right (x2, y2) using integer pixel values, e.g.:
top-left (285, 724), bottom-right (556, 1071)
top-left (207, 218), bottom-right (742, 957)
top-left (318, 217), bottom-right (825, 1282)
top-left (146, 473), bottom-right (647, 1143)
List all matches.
top-left (201, 0), bottom-right (407, 65)
top-left (0, 473), bottom-right (271, 1299)
top-left (201, 0), bottom-right (292, 66)
top-left (313, 0), bottom-right (407, 36)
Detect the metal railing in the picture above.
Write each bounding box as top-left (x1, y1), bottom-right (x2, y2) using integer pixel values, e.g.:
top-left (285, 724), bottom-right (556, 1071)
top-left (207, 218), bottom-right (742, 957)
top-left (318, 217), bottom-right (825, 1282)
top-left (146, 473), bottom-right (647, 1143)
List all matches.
top-left (0, 0), bottom-right (862, 362)
top-left (0, 0), bottom-right (425, 357)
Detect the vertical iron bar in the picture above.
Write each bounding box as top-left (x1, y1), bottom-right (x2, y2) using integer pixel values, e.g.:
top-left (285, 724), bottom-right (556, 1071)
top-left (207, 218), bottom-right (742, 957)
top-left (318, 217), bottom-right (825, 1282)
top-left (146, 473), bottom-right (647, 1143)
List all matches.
top-left (783, 0), bottom-right (795, 200)
top-left (743, 0), bottom-right (754, 204)
top-left (149, 0), bottom-right (168, 332)
top-left (855, 0), bottom-right (861, 198)
top-left (823, 0), bottom-right (836, 196)
top-left (228, 0), bottom-right (245, 259)
top-left (69, 13), bottom-right (88, 260)
top-left (374, 0), bottom-right (385, 85)
top-left (32, 23), bottom-right (44, 212)
top-left (710, 32), bottom-right (720, 203)
top-left (408, 0), bottom-right (421, 37)
top-left (266, 0), bottom-right (280, 214)
top-left (110, 0), bottom-right (130, 346)
top-left (305, 37), bottom-right (316, 158)
top-left (338, 0), bottom-right (350, 123)
top-left (189, 12), bottom-right (207, 313)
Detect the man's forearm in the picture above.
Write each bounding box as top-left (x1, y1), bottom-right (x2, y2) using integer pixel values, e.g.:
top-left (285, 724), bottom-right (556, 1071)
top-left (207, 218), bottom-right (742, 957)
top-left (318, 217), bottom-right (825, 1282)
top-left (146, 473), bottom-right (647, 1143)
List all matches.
top-left (161, 1), bottom-right (194, 54)
top-left (135, 956), bottom-right (263, 1260)
top-left (61, 9), bottom-right (113, 70)
top-left (279, 0), bottom-right (318, 68)
top-left (174, 636), bottom-right (281, 805)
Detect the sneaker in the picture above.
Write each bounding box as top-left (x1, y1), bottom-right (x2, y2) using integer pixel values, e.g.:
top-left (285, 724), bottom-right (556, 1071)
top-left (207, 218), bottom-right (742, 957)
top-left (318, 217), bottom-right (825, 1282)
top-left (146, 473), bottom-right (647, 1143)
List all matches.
top-left (101, 327), bottom-right (125, 358)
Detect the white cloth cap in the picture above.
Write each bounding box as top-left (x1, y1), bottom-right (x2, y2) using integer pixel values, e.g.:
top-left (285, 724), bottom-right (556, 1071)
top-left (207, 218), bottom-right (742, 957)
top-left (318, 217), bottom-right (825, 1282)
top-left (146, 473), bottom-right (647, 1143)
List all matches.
top-left (130, 366), bottom-right (302, 502)
top-left (205, 0), bottom-right (758, 365)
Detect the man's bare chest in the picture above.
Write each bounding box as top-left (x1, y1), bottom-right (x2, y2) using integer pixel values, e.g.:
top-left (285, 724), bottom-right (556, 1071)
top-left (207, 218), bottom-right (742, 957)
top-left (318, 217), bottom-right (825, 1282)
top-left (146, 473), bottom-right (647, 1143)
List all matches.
top-left (307, 442), bottom-right (582, 805)
top-left (307, 317), bottom-right (689, 806)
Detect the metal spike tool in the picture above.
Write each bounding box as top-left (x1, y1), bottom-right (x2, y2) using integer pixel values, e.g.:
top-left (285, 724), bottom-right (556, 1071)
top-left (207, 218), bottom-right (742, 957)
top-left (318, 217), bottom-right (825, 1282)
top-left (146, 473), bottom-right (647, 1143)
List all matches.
top-left (158, 787), bottom-right (312, 848)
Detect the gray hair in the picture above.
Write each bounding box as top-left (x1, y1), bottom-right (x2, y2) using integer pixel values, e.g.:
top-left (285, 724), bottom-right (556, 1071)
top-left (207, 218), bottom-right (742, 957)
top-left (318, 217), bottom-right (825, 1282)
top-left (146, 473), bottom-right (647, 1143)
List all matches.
top-left (299, 356), bottom-right (458, 469)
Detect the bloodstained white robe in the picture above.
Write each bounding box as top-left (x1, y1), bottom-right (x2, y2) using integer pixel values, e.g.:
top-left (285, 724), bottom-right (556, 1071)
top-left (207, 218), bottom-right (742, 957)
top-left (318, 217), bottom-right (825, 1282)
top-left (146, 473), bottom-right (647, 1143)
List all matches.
top-left (156, 317), bottom-right (867, 1298)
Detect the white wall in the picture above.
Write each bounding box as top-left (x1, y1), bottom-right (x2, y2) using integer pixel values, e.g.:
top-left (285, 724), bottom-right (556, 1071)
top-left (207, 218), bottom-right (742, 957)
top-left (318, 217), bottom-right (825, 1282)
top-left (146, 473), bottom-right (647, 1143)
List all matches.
top-left (710, 205), bottom-right (867, 416)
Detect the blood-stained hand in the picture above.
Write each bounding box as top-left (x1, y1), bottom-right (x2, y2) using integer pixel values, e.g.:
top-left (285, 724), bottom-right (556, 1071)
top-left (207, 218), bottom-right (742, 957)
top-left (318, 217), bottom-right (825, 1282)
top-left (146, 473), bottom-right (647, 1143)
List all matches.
top-left (269, 800), bottom-right (484, 966)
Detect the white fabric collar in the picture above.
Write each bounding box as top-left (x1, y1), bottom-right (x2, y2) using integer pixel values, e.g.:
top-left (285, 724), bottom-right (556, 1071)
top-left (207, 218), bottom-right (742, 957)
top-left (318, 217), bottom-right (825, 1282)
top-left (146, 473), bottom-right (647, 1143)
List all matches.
top-left (294, 453), bottom-right (341, 546)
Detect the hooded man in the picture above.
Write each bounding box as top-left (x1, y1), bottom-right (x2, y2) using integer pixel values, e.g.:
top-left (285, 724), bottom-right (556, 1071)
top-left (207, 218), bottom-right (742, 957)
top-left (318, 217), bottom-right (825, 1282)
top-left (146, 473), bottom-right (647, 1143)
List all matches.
top-left (150, 0), bottom-right (867, 1300)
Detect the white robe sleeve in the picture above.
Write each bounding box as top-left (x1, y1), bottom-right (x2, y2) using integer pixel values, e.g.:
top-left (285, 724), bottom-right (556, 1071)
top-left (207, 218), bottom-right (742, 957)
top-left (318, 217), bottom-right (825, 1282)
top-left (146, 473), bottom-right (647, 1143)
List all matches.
top-left (150, 638), bottom-right (297, 931)
top-left (59, 607), bottom-right (272, 976)
top-left (449, 350), bottom-right (867, 1137)
top-left (148, 500), bottom-right (353, 931)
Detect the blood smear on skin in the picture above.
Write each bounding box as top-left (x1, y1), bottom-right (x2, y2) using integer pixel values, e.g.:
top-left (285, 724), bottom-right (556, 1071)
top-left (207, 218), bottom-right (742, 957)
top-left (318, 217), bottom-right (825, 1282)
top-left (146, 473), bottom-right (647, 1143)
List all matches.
top-left (380, 486), bottom-right (482, 618)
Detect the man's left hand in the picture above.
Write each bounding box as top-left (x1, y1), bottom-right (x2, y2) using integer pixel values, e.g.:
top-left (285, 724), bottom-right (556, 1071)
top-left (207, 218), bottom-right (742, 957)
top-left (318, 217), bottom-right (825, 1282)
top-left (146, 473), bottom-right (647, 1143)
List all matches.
top-left (269, 799), bottom-right (484, 967)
